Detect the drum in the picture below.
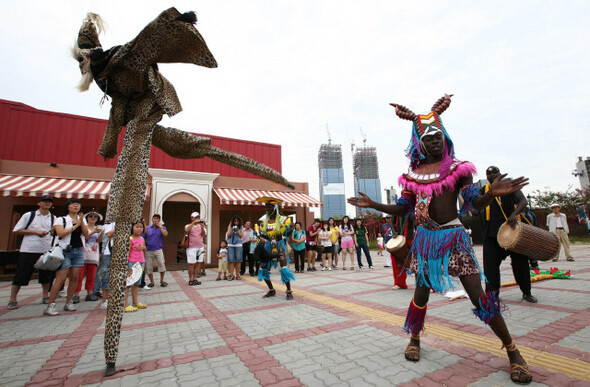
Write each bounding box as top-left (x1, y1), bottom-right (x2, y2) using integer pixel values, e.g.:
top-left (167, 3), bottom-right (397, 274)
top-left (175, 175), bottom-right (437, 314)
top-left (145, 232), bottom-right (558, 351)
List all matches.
top-left (385, 235), bottom-right (411, 267)
top-left (497, 221), bottom-right (560, 261)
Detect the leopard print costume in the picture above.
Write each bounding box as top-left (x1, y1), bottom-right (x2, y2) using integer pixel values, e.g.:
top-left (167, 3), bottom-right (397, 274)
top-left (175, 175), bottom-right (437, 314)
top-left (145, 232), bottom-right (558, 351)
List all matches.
top-left (74, 8), bottom-right (292, 376)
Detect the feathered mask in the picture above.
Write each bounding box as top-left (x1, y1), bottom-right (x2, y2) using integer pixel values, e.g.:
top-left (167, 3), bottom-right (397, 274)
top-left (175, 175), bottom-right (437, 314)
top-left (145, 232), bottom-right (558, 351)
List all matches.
top-left (390, 94), bottom-right (455, 175)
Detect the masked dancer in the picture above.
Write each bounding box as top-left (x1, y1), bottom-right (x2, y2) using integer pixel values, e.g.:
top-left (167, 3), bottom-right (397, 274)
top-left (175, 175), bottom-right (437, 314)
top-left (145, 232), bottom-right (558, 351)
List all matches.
top-left (348, 94), bottom-right (532, 384)
top-left (254, 197), bottom-right (295, 300)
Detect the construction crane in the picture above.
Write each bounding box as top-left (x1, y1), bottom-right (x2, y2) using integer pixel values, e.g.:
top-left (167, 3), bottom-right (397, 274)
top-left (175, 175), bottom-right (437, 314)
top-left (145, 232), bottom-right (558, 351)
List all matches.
top-left (360, 127), bottom-right (367, 147)
top-left (326, 123), bottom-right (332, 145)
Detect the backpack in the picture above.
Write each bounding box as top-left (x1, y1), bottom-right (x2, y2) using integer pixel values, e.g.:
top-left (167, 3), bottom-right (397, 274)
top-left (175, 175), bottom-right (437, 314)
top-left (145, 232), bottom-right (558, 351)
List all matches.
top-left (24, 210), bottom-right (55, 230)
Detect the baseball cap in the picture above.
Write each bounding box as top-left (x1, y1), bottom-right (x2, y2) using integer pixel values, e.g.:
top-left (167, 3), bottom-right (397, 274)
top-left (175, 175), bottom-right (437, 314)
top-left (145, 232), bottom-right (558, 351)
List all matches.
top-left (550, 203), bottom-right (560, 208)
top-left (191, 212), bottom-right (200, 218)
top-left (38, 195), bottom-right (54, 202)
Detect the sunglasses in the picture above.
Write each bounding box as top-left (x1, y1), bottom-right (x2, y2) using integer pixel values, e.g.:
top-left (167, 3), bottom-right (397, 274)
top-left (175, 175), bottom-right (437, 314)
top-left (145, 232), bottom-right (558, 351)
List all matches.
top-left (88, 215), bottom-right (98, 218)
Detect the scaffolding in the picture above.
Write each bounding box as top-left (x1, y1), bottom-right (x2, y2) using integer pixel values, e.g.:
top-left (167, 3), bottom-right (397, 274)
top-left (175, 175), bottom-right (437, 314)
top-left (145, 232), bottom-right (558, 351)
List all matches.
top-left (353, 146), bottom-right (379, 179)
top-left (318, 143), bottom-right (343, 176)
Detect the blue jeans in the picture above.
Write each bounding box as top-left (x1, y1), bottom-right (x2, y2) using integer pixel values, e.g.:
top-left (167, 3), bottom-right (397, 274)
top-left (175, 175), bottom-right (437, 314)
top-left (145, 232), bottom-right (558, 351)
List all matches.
top-left (227, 246), bottom-right (243, 263)
top-left (356, 244), bottom-right (373, 267)
top-left (61, 247), bottom-right (84, 270)
top-left (98, 254), bottom-right (112, 290)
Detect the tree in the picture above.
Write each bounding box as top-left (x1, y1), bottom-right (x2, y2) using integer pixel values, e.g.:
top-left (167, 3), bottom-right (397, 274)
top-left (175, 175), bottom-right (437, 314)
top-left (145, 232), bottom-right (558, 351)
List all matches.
top-left (529, 187), bottom-right (590, 213)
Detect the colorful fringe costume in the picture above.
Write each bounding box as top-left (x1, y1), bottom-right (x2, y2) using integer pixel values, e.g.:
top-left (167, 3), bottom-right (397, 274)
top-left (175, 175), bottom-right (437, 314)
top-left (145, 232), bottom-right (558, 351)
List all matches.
top-left (392, 95), bottom-right (502, 335)
top-left (254, 197), bottom-right (296, 292)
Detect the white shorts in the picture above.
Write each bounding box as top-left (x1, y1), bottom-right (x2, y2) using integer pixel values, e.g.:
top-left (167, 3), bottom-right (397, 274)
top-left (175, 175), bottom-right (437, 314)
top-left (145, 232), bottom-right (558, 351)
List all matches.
top-left (186, 247), bottom-right (205, 264)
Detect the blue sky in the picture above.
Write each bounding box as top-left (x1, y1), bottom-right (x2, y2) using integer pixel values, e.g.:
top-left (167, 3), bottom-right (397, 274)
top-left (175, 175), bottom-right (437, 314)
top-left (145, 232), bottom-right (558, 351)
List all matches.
top-left (1, 1), bottom-right (588, 216)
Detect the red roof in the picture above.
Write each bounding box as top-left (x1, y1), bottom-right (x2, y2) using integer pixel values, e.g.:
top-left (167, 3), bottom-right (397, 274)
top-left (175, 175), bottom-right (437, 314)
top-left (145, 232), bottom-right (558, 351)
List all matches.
top-left (0, 99), bottom-right (282, 178)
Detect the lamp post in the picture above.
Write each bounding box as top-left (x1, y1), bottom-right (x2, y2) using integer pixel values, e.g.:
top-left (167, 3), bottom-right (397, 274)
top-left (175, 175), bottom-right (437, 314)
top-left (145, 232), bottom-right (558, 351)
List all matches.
top-left (527, 194), bottom-right (533, 210)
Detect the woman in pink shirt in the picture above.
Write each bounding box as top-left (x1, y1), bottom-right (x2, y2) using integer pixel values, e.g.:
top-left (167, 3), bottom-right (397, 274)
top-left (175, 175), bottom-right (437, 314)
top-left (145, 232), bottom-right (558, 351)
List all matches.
top-left (125, 221), bottom-right (147, 312)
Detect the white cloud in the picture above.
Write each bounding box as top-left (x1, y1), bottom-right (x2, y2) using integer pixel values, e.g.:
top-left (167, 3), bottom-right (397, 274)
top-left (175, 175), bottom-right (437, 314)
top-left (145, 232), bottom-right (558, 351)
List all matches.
top-left (1, 0), bottom-right (589, 217)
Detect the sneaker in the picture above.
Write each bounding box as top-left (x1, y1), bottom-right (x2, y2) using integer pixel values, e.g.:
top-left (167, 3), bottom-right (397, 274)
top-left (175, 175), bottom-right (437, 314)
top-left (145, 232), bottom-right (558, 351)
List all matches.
top-left (58, 290), bottom-right (67, 298)
top-left (85, 294), bottom-right (98, 301)
top-left (306, 267), bottom-right (312, 272)
top-left (100, 301), bottom-right (108, 309)
top-left (567, 258), bottom-right (575, 262)
top-left (369, 266), bottom-right (374, 269)
top-left (44, 303), bottom-right (59, 316)
top-left (142, 285), bottom-right (151, 290)
top-left (147, 283), bottom-right (155, 288)
top-left (64, 301), bottom-right (77, 312)
top-left (322, 267), bottom-right (326, 271)
top-left (134, 302), bottom-right (147, 309)
top-left (123, 305), bottom-right (138, 313)
top-left (72, 295), bottom-right (80, 304)
top-left (328, 267), bottom-right (332, 271)
top-left (216, 276), bottom-right (221, 281)
top-left (359, 266), bottom-right (365, 270)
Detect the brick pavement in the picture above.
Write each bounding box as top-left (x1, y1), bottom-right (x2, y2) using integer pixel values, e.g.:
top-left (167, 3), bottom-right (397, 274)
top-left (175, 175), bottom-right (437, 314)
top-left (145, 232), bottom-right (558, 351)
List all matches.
top-left (0, 244), bottom-right (589, 386)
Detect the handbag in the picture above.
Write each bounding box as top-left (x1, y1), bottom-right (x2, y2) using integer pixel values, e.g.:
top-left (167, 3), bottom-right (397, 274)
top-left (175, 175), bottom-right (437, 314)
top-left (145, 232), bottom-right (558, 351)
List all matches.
top-left (35, 246), bottom-right (65, 271)
top-left (181, 233), bottom-right (189, 248)
top-left (34, 219), bottom-right (65, 271)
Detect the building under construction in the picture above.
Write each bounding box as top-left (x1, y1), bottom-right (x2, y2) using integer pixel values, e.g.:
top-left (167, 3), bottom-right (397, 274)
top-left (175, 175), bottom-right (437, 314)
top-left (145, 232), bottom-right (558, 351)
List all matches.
top-left (353, 145), bottom-right (382, 216)
top-left (318, 143), bottom-right (346, 219)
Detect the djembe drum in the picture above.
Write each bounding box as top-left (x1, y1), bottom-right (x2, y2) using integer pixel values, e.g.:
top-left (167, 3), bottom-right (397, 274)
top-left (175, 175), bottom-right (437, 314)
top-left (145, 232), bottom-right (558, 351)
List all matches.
top-left (385, 235), bottom-right (411, 268)
top-left (497, 221), bottom-right (560, 261)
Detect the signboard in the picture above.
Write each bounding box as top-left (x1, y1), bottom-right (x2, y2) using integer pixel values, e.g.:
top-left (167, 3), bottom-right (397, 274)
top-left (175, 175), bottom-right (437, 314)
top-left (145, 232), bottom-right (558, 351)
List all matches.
top-left (323, 183), bottom-right (345, 195)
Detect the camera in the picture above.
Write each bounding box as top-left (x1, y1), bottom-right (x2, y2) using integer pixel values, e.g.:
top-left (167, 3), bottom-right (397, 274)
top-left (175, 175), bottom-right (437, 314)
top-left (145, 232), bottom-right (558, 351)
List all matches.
top-left (232, 225), bottom-right (238, 230)
top-left (198, 220), bottom-right (204, 224)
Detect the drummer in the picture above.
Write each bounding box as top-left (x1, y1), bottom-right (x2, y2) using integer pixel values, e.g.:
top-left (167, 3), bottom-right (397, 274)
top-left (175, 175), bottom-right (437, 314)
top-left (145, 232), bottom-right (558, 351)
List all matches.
top-left (348, 95), bottom-right (532, 384)
top-left (481, 166), bottom-right (537, 304)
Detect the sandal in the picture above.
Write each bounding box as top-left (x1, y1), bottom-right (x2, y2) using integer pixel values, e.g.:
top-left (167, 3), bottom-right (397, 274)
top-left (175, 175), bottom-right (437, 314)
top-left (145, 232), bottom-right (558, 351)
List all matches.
top-left (342, 267), bottom-right (347, 270)
top-left (503, 342), bottom-right (532, 384)
top-left (235, 275), bottom-right (242, 280)
top-left (7, 301), bottom-right (18, 310)
top-left (262, 289), bottom-right (276, 298)
top-left (228, 275), bottom-right (234, 281)
top-left (404, 345), bottom-right (420, 362)
top-left (350, 267), bottom-right (354, 270)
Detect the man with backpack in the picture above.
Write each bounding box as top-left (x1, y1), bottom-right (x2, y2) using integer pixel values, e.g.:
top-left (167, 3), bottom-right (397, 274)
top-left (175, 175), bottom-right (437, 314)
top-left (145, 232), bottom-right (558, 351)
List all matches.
top-left (7, 195), bottom-right (56, 309)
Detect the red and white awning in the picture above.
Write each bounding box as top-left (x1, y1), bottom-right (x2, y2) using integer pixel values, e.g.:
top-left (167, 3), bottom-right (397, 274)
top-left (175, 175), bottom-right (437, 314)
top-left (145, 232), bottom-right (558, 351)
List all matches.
top-left (0, 174), bottom-right (117, 199)
top-left (214, 188), bottom-right (322, 207)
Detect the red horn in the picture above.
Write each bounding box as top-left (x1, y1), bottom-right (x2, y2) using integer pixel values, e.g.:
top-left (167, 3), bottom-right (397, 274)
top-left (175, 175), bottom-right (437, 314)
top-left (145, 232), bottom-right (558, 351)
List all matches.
top-left (431, 94), bottom-right (453, 115)
top-left (389, 103), bottom-right (417, 121)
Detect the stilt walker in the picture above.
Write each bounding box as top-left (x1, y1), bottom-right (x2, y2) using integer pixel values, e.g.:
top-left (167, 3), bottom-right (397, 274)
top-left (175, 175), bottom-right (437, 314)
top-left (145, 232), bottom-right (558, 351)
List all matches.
top-left (72, 9), bottom-right (293, 376)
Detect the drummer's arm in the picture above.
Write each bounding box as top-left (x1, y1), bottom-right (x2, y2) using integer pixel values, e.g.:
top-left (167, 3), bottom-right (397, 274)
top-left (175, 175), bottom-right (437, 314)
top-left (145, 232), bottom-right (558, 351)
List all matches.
top-left (509, 190), bottom-right (528, 226)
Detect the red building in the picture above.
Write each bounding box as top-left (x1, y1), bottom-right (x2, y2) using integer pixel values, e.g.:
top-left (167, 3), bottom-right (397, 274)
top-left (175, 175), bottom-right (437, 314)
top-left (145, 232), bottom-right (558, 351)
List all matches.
top-left (0, 99), bottom-right (320, 265)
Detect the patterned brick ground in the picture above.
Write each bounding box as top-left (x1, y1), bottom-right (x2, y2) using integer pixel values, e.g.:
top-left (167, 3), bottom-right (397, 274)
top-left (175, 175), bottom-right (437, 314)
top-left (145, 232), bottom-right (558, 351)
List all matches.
top-left (0, 245), bottom-right (588, 385)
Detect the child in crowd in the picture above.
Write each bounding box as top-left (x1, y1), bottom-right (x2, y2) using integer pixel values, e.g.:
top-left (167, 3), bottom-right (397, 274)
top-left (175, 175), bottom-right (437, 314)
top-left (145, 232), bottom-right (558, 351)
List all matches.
top-left (377, 233), bottom-right (384, 256)
top-left (319, 222), bottom-right (333, 271)
top-left (125, 221), bottom-right (148, 312)
top-left (217, 240), bottom-right (228, 280)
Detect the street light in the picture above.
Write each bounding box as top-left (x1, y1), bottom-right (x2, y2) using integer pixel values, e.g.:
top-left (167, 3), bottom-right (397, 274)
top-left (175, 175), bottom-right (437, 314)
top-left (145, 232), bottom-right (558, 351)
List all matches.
top-left (527, 194), bottom-right (533, 209)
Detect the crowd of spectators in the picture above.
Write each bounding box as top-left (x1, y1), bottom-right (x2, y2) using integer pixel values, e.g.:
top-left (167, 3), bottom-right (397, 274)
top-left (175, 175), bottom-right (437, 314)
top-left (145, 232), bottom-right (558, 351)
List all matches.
top-left (8, 198), bottom-right (391, 314)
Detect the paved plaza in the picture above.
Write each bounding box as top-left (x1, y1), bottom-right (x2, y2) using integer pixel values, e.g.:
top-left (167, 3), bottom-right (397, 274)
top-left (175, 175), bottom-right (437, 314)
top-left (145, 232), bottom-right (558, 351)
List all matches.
top-left (1, 245), bottom-right (589, 386)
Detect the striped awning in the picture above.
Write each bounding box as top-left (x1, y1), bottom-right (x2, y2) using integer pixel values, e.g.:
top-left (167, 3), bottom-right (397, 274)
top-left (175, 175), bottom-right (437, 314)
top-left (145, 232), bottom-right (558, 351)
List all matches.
top-left (0, 174), bottom-right (122, 200)
top-left (214, 188), bottom-right (322, 207)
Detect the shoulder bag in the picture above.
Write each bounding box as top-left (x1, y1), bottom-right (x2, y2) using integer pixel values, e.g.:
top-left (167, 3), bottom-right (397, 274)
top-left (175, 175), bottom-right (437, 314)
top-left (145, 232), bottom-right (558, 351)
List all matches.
top-left (34, 218), bottom-right (65, 271)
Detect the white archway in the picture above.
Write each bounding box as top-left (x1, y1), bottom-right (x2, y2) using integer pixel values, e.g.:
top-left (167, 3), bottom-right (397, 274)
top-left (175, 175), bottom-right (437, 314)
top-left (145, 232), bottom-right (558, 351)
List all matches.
top-left (148, 169), bottom-right (219, 263)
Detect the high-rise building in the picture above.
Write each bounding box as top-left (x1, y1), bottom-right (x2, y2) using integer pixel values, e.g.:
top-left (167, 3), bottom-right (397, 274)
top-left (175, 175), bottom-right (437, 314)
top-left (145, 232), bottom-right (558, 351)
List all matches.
top-left (353, 145), bottom-right (382, 216)
top-left (573, 156), bottom-right (590, 190)
top-left (318, 143), bottom-right (346, 219)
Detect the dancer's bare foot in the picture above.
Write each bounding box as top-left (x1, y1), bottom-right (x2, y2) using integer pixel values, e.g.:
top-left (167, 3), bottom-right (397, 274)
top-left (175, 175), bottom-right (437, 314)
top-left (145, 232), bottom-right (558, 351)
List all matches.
top-left (504, 342), bottom-right (532, 384)
top-left (404, 335), bottom-right (420, 362)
